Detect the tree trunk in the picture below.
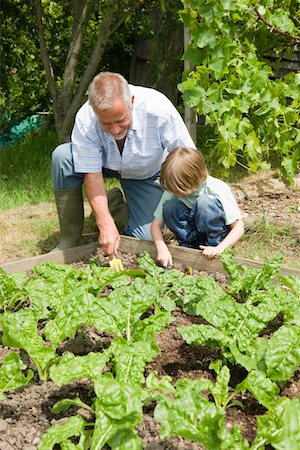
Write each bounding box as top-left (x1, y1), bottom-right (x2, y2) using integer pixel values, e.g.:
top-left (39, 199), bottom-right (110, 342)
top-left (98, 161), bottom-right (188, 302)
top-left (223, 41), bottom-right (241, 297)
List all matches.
top-left (34, 0), bottom-right (140, 143)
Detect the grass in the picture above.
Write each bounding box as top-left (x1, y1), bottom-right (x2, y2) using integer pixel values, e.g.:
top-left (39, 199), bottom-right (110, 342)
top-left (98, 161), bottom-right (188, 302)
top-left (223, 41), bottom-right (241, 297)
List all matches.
top-left (235, 214), bottom-right (300, 269)
top-left (0, 127), bottom-right (299, 270)
top-left (0, 126), bottom-right (58, 211)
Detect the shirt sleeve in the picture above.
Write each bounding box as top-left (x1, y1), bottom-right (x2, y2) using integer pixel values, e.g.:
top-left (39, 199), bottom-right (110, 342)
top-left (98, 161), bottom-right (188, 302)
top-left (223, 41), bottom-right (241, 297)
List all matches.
top-left (158, 99), bottom-right (196, 152)
top-left (71, 102), bottom-right (103, 174)
top-left (217, 185), bottom-right (242, 225)
top-left (153, 191), bottom-right (175, 221)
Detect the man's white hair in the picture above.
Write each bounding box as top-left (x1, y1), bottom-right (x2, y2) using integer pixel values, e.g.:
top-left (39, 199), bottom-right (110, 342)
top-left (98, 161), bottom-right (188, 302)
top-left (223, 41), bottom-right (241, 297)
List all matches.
top-left (88, 72), bottom-right (131, 110)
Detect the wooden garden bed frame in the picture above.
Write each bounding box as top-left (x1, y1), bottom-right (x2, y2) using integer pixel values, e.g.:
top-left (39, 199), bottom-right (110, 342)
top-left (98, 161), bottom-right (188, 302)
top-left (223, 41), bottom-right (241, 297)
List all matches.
top-left (1, 236), bottom-right (299, 277)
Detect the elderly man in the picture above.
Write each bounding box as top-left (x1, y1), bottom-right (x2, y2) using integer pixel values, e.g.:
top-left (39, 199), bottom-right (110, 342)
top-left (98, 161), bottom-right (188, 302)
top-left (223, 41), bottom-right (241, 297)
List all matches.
top-left (52, 72), bottom-right (195, 256)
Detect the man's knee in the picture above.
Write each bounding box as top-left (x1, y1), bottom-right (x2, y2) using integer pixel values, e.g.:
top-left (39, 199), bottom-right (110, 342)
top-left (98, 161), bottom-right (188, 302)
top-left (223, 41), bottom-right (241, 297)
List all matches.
top-left (126, 223), bottom-right (152, 241)
top-left (52, 143), bottom-right (72, 167)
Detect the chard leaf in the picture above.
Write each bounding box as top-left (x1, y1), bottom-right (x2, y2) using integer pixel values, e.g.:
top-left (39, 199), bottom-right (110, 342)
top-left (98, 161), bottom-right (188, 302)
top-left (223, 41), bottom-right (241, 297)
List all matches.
top-left (38, 415), bottom-right (86, 450)
top-left (0, 268), bottom-right (27, 311)
top-left (278, 275), bottom-right (300, 295)
top-left (154, 377), bottom-right (248, 449)
top-left (51, 396), bottom-right (93, 414)
top-left (235, 370), bottom-right (279, 409)
top-left (252, 397), bottom-right (300, 450)
top-left (211, 365), bottom-right (230, 408)
top-left (0, 310), bottom-right (56, 380)
top-left (265, 325), bottom-right (300, 382)
top-left (178, 324), bottom-right (257, 372)
top-left (100, 277), bottom-right (160, 341)
top-left (133, 309), bottom-right (174, 339)
top-left (91, 265), bottom-right (145, 292)
top-left (91, 375), bottom-right (143, 450)
top-left (44, 291), bottom-right (110, 347)
top-left (138, 251), bottom-right (165, 276)
top-left (110, 334), bottom-right (159, 385)
top-left (60, 441), bottom-right (77, 450)
top-left (172, 274), bottom-right (199, 315)
top-left (25, 276), bottom-right (65, 319)
top-left (33, 261), bottom-right (76, 281)
top-left (49, 351), bottom-right (109, 386)
top-left (221, 250), bottom-right (283, 298)
top-left (108, 429), bottom-right (142, 449)
top-left (145, 371), bottom-right (174, 395)
top-left (60, 441), bottom-right (78, 450)
top-left (0, 352), bottom-right (33, 400)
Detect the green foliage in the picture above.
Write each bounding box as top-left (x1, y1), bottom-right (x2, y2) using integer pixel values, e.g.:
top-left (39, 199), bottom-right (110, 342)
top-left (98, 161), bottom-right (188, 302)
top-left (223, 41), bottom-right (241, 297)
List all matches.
top-left (0, 126), bottom-right (57, 212)
top-left (1, 251), bottom-right (300, 448)
top-left (0, 1), bottom-right (49, 130)
top-left (178, 250), bottom-right (300, 383)
top-left (179, 0), bottom-right (300, 182)
top-left (1, 0), bottom-right (175, 141)
top-left (0, 352), bottom-right (33, 400)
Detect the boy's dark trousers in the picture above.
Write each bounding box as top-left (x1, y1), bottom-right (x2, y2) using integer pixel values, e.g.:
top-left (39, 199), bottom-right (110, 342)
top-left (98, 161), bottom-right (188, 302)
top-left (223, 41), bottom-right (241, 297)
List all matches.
top-left (163, 194), bottom-right (229, 248)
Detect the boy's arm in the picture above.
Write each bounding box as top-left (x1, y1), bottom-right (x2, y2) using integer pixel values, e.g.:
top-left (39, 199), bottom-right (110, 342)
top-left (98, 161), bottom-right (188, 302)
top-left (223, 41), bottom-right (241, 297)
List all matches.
top-left (199, 219), bottom-right (244, 259)
top-left (150, 218), bottom-right (173, 267)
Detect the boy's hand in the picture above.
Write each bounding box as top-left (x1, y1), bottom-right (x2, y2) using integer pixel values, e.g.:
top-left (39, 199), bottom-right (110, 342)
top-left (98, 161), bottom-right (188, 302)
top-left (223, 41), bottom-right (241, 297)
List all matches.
top-left (156, 242), bottom-right (173, 268)
top-left (199, 244), bottom-right (223, 259)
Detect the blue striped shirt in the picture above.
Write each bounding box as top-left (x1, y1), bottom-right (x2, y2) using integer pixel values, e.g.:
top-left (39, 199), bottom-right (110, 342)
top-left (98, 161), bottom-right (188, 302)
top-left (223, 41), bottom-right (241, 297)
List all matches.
top-left (71, 85), bottom-right (195, 179)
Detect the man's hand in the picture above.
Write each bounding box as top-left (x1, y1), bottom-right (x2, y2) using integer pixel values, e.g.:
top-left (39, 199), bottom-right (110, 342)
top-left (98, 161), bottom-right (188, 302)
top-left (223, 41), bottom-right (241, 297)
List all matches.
top-left (98, 214), bottom-right (120, 255)
top-left (84, 172), bottom-right (121, 255)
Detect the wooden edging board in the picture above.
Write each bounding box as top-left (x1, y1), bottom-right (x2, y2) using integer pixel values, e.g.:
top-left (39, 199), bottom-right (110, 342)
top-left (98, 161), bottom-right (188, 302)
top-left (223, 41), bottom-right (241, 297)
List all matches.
top-left (1, 235), bottom-right (300, 277)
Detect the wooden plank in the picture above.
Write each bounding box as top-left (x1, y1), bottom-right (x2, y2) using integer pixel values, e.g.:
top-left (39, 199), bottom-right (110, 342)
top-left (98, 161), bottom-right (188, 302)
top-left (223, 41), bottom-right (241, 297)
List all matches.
top-left (1, 242), bottom-right (99, 274)
top-left (1, 235), bottom-right (300, 277)
top-left (119, 236), bottom-right (300, 277)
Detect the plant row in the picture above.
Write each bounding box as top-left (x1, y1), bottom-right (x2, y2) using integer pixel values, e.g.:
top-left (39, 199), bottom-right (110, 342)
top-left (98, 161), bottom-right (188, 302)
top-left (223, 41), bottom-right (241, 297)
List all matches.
top-left (0, 250), bottom-right (300, 449)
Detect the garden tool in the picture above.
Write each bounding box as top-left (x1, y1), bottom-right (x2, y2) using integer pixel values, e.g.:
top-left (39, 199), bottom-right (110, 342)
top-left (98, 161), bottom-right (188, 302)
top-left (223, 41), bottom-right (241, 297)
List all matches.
top-left (108, 252), bottom-right (124, 271)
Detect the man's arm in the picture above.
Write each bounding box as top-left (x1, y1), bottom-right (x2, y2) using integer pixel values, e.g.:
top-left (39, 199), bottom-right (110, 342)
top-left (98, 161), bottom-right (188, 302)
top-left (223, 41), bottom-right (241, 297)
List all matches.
top-left (150, 218), bottom-right (173, 267)
top-left (84, 173), bottom-right (120, 255)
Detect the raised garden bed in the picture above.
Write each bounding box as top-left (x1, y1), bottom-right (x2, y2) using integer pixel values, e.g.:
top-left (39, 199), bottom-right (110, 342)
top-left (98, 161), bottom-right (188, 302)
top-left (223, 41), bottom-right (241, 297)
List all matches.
top-left (0, 237), bottom-right (300, 449)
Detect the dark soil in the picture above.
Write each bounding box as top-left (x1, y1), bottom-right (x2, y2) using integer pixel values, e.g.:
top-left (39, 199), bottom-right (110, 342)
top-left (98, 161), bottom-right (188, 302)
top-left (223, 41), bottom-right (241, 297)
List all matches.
top-left (0, 249), bottom-right (299, 450)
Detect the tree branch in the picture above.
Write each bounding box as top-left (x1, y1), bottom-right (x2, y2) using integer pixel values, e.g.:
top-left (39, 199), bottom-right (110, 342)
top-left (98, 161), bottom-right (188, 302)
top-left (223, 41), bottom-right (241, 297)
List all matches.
top-left (33, 0), bottom-right (61, 128)
top-left (60, 0), bottom-right (140, 141)
top-left (252, 8), bottom-right (300, 43)
top-left (61, 0), bottom-right (96, 115)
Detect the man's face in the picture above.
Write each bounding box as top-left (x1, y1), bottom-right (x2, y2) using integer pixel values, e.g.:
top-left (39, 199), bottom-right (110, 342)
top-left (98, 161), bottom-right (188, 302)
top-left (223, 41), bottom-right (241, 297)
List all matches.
top-left (94, 96), bottom-right (133, 140)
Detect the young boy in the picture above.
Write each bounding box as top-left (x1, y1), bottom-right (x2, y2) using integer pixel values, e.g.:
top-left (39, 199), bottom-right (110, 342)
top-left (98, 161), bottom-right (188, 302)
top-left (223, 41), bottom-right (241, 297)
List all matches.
top-left (150, 147), bottom-right (244, 267)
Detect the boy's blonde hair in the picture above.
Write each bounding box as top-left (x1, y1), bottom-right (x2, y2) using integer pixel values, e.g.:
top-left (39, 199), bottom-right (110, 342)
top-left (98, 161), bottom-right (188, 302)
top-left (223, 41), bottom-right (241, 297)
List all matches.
top-left (160, 147), bottom-right (208, 196)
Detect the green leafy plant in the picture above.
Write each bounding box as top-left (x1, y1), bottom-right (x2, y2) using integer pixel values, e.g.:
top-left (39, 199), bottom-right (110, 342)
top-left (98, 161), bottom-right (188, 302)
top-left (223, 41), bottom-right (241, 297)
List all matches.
top-left (0, 352), bottom-right (33, 400)
top-left (179, 0), bottom-right (300, 182)
top-left (1, 250), bottom-right (299, 449)
top-left (178, 250), bottom-right (300, 385)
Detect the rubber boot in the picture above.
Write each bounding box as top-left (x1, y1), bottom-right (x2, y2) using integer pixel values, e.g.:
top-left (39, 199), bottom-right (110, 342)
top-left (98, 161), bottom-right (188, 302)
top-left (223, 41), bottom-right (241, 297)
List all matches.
top-left (53, 189), bottom-right (84, 250)
top-left (107, 187), bottom-right (130, 233)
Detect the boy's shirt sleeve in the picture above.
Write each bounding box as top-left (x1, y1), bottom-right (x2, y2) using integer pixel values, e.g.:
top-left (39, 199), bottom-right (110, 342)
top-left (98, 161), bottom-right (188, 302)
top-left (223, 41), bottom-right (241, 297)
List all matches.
top-left (218, 188), bottom-right (242, 225)
top-left (213, 182), bottom-right (242, 225)
top-left (153, 191), bottom-right (174, 221)
top-left (207, 178), bottom-right (242, 225)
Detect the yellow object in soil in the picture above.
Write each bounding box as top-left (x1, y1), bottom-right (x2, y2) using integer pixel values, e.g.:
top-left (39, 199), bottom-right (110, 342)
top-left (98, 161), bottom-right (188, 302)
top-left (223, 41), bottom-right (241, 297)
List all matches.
top-left (109, 254), bottom-right (124, 271)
